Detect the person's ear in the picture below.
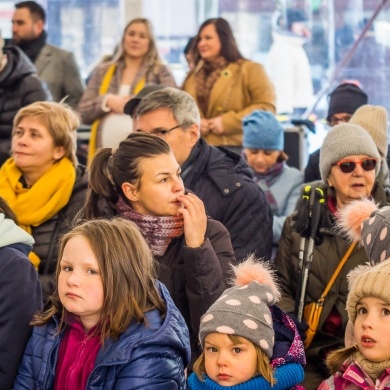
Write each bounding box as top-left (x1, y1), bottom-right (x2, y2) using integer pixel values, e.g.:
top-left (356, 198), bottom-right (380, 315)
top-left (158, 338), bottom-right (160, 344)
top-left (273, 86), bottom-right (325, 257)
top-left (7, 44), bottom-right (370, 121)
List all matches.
top-left (33, 19), bottom-right (44, 35)
top-left (187, 123), bottom-right (200, 147)
top-left (53, 146), bottom-right (66, 161)
top-left (121, 182), bottom-right (138, 202)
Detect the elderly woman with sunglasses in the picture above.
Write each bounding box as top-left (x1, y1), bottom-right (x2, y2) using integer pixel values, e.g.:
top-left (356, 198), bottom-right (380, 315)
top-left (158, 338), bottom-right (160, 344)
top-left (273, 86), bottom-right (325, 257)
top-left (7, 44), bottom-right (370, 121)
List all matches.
top-left (274, 123), bottom-right (388, 389)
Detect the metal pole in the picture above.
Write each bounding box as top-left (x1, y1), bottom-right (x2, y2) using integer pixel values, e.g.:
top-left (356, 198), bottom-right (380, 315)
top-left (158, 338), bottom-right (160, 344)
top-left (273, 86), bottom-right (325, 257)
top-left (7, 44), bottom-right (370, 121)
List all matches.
top-left (302, 0), bottom-right (389, 119)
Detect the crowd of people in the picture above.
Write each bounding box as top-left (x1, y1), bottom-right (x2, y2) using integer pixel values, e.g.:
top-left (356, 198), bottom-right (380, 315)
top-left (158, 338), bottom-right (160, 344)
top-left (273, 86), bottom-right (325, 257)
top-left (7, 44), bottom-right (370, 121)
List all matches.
top-left (1, 1), bottom-right (390, 389)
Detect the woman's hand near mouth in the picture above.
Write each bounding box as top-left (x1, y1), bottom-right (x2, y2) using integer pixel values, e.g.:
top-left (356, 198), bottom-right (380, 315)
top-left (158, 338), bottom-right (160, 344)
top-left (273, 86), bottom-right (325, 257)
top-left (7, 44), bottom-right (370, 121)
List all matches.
top-left (177, 193), bottom-right (207, 248)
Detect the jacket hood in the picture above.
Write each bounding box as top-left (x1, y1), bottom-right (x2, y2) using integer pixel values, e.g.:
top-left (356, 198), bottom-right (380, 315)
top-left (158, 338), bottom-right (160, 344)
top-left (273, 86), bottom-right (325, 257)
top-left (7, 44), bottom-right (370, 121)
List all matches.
top-left (0, 45), bottom-right (36, 87)
top-left (216, 145), bottom-right (254, 179)
top-left (0, 213), bottom-right (35, 248)
top-left (194, 140), bottom-right (254, 194)
top-left (270, 305), bottom-right (306, 367)
top-left (95, 281), bottom-right (191, 366)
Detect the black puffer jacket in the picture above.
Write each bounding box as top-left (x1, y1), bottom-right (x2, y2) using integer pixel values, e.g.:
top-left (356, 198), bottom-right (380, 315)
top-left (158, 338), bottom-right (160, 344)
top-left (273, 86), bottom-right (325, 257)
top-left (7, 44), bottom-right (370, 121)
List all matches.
top-left (0, 45), bottom-right (51, 165)
top-left (182, 139), bottom-right (273, 261)
top-left (33, 165), bottom-right (88, 296)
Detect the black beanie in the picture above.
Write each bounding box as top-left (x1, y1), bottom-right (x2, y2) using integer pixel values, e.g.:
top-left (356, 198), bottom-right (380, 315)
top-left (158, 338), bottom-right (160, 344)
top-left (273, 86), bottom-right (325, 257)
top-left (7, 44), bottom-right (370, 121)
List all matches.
top-left (327, 83), bottom-right (368, 122)
top-left (286, 8), bottom-right (307, 31)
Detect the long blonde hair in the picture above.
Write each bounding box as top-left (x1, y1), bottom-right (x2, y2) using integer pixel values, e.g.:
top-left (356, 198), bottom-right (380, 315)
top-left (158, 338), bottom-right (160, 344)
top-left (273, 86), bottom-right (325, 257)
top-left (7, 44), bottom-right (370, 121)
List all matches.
top-left (326, 345), bottom-right (357, 374)
top-left (114, 18), bottom-right (162, 66)
top-left (193, 334), bottom-right (276, 385)
top-left (31, 218), bottom-right (165, 344)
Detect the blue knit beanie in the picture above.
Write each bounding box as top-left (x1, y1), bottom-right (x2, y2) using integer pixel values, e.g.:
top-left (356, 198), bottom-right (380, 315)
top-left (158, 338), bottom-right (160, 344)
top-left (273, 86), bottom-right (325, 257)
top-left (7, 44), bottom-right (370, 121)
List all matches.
top-left (243, 110), bottom-right (284, 151)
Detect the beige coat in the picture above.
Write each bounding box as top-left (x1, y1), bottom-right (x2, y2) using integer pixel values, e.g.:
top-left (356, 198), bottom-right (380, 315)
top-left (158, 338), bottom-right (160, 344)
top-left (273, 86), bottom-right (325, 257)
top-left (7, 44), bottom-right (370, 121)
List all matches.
top-left (182, 60), bottom-right (276, 146)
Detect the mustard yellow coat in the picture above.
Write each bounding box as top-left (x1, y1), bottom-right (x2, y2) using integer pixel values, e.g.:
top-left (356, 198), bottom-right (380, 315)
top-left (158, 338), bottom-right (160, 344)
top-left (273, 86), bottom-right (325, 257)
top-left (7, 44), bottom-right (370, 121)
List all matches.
top-left (182, 60), bottom-right (276, 146)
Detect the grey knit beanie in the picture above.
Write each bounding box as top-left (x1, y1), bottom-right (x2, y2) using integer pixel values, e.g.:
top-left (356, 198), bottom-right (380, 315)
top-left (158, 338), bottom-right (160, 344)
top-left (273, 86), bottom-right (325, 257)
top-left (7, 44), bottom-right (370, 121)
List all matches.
top-left (199, 257), bottom-right (280, 358)
top-left (349, 104), bottom-right (389, 158)
top-left (319, 123), bottom-right (380, 182)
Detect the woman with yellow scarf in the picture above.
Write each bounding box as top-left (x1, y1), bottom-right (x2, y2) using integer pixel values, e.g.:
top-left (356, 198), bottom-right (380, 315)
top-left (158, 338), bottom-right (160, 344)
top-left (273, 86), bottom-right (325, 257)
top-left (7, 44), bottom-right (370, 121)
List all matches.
top-left (76, 18), bottom-right (177, 163)
top-left (0, 101), bottom-right (88, 297)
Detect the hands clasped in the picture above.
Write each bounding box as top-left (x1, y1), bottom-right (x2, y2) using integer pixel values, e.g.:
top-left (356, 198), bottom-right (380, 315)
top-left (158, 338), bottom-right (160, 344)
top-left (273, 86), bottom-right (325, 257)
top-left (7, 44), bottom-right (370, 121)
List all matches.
top-left (200, 117), bottom-right (224, 136)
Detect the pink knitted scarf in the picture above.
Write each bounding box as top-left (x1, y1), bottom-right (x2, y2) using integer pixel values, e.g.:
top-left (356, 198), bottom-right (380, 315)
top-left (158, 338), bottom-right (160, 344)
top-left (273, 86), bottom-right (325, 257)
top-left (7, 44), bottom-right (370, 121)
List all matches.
top-left (116, 196), bottom-right (184, 256)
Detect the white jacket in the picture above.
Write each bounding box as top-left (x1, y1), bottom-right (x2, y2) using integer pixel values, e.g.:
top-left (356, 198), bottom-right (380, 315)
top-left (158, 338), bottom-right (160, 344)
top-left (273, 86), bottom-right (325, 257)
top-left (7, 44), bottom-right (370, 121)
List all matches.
top-left (266, 30), bottom-right (313, 114)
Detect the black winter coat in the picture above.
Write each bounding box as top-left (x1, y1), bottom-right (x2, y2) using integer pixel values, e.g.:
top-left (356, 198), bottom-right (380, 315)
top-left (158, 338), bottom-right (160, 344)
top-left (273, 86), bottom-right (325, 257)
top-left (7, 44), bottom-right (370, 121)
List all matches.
top-left (33, 165), bottom-right (88, 296)
top-left (0, 244), bottom-right (42, 389)
top-left (155, 217), bottom-right (235, 366)
top-left (183, 139), bottom-right (273, 261)
top-left (0, 45), bottom-right (51, 165)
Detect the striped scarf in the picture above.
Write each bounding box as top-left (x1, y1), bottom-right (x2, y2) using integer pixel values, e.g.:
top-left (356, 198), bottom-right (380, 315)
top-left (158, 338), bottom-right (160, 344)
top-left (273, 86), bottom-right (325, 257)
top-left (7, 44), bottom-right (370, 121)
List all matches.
top-left (116, 196), bottom-right (184, 256)
top-left (253, 162), bottom-right (284, 214)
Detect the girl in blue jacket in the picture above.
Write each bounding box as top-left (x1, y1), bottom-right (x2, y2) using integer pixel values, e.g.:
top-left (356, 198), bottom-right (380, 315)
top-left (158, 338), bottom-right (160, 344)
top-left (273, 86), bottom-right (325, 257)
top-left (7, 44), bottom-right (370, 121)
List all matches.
top-left (14, 218), bottom-right (191, 389)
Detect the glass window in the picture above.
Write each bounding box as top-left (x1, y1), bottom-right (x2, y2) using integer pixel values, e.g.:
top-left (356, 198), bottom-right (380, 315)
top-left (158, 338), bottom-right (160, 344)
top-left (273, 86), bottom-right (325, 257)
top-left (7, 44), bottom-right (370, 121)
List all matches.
top-left (1, 0), bottom-right (389, 149)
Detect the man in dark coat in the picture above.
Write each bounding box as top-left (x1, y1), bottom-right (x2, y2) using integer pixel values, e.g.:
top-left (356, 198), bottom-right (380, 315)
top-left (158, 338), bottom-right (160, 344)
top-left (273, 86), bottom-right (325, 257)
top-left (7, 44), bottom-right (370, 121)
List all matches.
top-left (12, 1), bottom-right (84, 106)
top-left (0, 38), bottom-right (51, 166)
top-left (127, 87), bottom-right (273, 261)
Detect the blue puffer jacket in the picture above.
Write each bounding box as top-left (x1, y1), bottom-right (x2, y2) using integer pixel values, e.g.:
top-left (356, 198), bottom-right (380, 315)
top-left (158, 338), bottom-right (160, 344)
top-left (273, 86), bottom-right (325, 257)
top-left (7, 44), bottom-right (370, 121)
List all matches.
top-left (14, 282), bottom-right (191, 389)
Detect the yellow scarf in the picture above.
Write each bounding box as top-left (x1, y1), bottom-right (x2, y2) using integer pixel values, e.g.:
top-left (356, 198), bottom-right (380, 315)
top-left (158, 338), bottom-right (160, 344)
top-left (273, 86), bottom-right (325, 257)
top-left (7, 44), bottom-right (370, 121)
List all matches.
top-left (0, 158), bottom-right (76, 268)
top-left (87, 64), bottom-right (146, 165)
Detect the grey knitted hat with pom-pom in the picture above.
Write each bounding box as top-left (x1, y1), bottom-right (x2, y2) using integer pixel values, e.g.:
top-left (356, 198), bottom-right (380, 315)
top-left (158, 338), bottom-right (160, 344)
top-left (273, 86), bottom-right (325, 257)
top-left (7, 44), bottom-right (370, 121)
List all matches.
top-left (199, 256), bottom-right (280, 358)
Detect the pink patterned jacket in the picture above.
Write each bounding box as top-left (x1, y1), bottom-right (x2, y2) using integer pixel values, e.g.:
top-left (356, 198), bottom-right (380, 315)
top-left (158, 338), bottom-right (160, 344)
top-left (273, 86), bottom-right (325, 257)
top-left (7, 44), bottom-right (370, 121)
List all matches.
top-left (318, 360), bottom-right (390, 389)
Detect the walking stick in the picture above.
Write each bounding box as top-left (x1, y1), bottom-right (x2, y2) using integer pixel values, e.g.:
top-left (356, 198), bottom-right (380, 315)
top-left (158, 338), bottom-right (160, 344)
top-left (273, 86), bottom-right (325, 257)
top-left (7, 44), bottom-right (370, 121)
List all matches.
top-left (295, 187), bottom-right (325, 322)
top-left (294, 185), bottom-right (312, 319)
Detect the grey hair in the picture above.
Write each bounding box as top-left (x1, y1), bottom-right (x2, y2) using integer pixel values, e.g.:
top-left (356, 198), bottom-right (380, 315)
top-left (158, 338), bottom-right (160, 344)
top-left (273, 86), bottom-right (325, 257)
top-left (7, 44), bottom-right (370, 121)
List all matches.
top-left (135, 87), bottom-right (201, 129)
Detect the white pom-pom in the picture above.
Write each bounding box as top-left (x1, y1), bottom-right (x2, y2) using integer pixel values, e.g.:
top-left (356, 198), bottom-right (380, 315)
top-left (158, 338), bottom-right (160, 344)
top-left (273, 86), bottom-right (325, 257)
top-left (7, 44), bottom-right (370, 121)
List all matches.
top-left (337, 198), bottom-right (378, 242)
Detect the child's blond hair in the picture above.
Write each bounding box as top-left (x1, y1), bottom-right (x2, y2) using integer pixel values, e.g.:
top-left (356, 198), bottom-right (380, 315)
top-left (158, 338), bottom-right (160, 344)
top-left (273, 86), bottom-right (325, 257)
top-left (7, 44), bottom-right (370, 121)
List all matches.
top-left (193, 334), bottom-right (276, 385)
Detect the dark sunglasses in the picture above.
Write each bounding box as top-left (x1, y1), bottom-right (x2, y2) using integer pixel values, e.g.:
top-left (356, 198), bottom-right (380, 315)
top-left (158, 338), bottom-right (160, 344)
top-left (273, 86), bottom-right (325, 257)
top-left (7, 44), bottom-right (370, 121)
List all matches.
top-left (334, 158), bottom-right (377, 174)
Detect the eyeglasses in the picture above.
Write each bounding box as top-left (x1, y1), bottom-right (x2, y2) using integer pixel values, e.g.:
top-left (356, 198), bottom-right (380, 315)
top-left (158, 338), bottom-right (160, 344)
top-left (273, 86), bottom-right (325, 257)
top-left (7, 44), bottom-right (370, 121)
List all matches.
top-left (149, 125), bottom-right (182, 138)
top-left (328, 114), bottom-right (353, 126)
top-left (333, 158), bottom-right (377, 173)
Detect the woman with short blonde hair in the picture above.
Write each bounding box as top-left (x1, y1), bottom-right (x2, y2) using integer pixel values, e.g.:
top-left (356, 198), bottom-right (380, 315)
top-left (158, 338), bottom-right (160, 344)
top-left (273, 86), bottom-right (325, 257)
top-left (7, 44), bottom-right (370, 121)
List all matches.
top-left (0, 101), bottom-right (88, 297)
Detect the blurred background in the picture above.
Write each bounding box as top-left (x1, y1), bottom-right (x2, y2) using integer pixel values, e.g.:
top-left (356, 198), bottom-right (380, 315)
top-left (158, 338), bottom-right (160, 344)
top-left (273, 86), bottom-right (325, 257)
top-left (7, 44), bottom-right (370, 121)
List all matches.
top-left (1, 0), bottom-right (389, 150)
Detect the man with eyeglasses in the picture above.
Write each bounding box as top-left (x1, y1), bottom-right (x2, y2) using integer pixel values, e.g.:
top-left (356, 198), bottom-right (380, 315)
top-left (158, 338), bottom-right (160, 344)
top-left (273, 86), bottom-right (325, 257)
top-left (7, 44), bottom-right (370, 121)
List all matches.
top-left (304, 83), bottom-right (368, 183)
top-left (125, 87), bottom-right (273, 262)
